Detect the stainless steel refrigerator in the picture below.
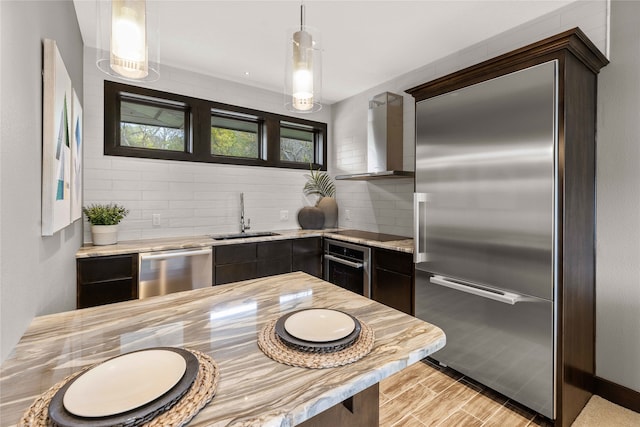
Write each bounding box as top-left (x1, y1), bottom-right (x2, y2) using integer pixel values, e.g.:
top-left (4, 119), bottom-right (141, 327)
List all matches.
top-left (414, 60), bottom-right (557, 419)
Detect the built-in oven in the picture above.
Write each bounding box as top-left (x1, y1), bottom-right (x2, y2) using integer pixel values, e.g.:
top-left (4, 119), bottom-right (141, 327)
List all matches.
top-left (323, 239), bottom-right (371, 297)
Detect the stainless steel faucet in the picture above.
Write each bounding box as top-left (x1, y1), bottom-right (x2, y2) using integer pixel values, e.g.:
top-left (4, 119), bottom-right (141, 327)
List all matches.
top-left (240, 192), bottom-right (251, 233)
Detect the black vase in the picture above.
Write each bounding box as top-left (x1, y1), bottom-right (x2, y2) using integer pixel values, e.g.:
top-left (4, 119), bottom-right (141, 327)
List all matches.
top-left (297, 207), bottom-right (325, 229)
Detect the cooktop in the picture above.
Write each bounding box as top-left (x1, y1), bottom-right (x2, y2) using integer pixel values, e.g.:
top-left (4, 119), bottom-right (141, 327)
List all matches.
top-left (329, 229), bottom-right (409, 242)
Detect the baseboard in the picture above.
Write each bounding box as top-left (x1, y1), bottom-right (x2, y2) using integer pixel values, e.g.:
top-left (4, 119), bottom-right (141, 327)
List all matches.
top-left (594, 376), bottom-right (640, 413)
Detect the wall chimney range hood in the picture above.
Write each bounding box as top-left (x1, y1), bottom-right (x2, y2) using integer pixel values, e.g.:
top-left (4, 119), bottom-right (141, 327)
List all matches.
top-left (336, 92), bottom-right (414, 180)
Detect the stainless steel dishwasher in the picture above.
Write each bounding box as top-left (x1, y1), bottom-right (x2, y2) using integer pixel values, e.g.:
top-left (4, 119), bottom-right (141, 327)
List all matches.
top-left (138, 248), bottom-right (212, 298)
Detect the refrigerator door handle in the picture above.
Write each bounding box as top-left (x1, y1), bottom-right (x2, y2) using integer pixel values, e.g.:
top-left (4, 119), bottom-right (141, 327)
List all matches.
top-left (414, 193), bottom-right (429, 263)
top-left (430, 275), bottom-right (523, 305)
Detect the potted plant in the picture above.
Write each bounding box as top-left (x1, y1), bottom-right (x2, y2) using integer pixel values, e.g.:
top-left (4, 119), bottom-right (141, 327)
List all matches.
top-left (82, 203), bottom-right (129, 245)
top-left (301, 166), bottom-right (338, 228)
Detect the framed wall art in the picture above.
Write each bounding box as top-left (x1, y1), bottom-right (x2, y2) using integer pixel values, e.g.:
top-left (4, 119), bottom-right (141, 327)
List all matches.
top-left (71, 89), bottom-right (83, 222)
top-left (42, 39), bottom-right (72, 236)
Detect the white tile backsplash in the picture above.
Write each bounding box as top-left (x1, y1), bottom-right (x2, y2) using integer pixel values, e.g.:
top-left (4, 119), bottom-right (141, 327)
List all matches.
top-left (82, 49), bottom-right (331, 243)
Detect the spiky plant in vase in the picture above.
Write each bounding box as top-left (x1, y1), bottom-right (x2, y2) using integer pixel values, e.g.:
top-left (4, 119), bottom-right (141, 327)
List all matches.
top-left (301, 166), bottom-right (338, 229)
top-left (303, 167), bottom-right (336, 199)
top-left (83, 203), bottom-right (129, 245)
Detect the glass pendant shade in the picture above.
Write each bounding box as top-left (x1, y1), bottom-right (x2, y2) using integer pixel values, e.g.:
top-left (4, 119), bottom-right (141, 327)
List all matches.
top-left (110, 0), bottom-right (147, 79)
top-left (285, 7), bottom-right (322, 113)
top-left (292, 30), bottom-right (314, 111)
top-left (96, 0), bottom-right (160, 82)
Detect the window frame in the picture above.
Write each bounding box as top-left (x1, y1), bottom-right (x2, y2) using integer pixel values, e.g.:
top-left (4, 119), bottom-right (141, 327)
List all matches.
top-left (119, 95), bottom-right (191, 153)
top-left (205, 101), bottom-right (271, 167)
top-left (104, 82), bottom-right (194, 162)
top-left (104, 81), bottom-right (327, 170)
top-left (279, 120), bottom-right (323, 166)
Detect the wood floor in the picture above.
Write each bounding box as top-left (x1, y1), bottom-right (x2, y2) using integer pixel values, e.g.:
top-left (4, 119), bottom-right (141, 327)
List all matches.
top-left (379, 358), bottom-right (553, 427)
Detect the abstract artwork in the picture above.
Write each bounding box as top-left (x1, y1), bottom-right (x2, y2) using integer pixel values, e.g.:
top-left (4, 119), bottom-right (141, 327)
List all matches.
top-left (71, 89), bottom-right (83, 222)
top-left (42, 39), bottom-right (72, 235)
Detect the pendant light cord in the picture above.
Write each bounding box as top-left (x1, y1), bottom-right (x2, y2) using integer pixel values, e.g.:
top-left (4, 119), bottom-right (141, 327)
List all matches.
top-left (300, 1), bottom-right (305, 30)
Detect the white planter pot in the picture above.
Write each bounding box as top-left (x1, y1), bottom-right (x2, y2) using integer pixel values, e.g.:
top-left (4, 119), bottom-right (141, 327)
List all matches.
top-left (91, 224), bottom-right (119, 246)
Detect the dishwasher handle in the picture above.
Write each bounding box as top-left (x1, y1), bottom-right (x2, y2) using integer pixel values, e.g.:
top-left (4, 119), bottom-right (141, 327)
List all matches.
top-left (430, 275), bottom-right (523, 305)
top-left (139, 248), bottom-right (212, 261)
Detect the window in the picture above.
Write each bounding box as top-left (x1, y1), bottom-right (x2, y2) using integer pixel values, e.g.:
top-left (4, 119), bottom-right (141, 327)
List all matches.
top-left (280, 122), bottom-right (315, 163)
top-left (120, 98), bottom-right (187, 152)
top-left (211, 112), bottom-right (260, 159)
top-left (104, 81), bottom-right (327, 170)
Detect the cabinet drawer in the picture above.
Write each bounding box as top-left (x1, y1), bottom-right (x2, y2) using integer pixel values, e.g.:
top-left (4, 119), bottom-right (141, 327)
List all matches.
top-left (215, 262), bottom-right (257, 285)
top-left (372, 269), bottom-right (413, 315)
top-left (292, 237), bottom-right (322, 256)
top-left (77, 279), bottom-right (136, 308)
top-left (77, 255), bottom-right (134, 283)
top-left (292, 237), bottom-right (322, 278)
top-left (215, 243), bottom-right (257, 264)
top-left (374, 249), bottom-right (413, 274)
top-left (257, 240), bottom-right (292, 259)
top-left (257, 257), bottom-right (292, 277)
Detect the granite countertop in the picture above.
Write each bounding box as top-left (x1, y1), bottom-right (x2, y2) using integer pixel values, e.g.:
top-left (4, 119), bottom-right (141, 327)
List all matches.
top-left (76, 228), bottom-right (414, 258)
top-left (0, 272), bottom-right (445, 427)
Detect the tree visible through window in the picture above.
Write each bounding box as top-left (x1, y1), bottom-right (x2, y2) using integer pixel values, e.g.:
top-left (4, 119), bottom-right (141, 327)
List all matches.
top-left (280, 123), bottom-right (314, 163)
top-left (120, 100), bottom-right (186, 152)
top-left (210, 114), bottom-right (259, 158)
top-left (121, 123), bottom-right (184, 151)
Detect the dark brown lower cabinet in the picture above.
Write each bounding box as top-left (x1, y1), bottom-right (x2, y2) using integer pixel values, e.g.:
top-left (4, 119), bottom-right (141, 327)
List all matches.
top-left (215, 261), bottom-right (258, 285)
top-left (77, 238), bottom-right (325, 307)
top-left (214, 243), bottom-right (257, 285)
top-left (257, 240), bottom-right (293, 277)
top-left (292, 237), bottom-right (323, 278)
top-left (298, 383), bottom-right (379, 427)
top-left (371, 248), bottom-right (414, 315)
top-left (214, 239), bottom-right (301, 285)
top-left (76, 254), bottom-right (138, 308)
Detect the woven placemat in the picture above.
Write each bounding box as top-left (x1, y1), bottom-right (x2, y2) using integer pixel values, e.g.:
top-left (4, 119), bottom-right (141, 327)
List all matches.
top-left (19, 349), bottom-right (219, 427)
top-left (257, 318), bottom-right (375, 369)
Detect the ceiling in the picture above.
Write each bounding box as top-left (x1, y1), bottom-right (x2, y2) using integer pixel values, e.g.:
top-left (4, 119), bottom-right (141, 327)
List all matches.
top-left (73, 1), bottom-right (577, 105)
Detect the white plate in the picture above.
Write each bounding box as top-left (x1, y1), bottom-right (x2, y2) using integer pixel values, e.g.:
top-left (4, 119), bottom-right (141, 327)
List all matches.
top-left (284, 309), bottom-right (356, 342)
top-left (63, 349), bottom-right (187, 418)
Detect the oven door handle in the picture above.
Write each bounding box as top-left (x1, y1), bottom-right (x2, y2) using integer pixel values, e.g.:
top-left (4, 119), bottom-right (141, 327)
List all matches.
top-left (324, 254), bottom-right (364, 269)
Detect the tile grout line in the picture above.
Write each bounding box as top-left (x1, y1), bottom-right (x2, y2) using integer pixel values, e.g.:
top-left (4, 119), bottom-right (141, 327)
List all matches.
top-left (390, 412), bottom-right (426, 427)
top-left (434, 408), bottom-right (481, 427)
top-left (423, 371), bottom-right (484, 427)
top-left (381, 381), bottom-right (437, 426)
top-left (382, 360), bottom-right (544, 427)
top-left (461, 408), bottom-right (487, 424)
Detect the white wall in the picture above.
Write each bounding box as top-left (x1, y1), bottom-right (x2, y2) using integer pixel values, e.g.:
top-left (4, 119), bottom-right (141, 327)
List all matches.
top-left (331, 0), bottom-right (608, 238)
top-left (596, 0), bottom-right (640, 393)
top-left (0, 1), bottom-right (83, 363)
top-left (82, 50), bottom-right (332, 243)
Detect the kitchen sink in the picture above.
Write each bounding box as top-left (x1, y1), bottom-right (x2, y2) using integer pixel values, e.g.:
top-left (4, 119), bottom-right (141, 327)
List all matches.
top-left (212, 232), bottom-right (280, 240)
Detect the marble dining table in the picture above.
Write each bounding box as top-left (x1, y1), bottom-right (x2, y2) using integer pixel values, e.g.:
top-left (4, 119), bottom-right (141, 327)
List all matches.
top-left (0, 271), bottom-right (445, 426)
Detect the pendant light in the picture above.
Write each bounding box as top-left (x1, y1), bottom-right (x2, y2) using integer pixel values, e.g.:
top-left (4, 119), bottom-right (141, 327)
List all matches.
top-left (96, 0), bottom-right (160, 82)
top-left (285, 2), bottom-right (322, 113)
